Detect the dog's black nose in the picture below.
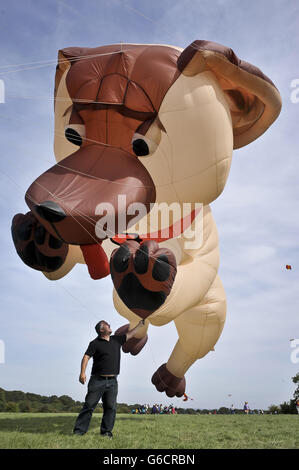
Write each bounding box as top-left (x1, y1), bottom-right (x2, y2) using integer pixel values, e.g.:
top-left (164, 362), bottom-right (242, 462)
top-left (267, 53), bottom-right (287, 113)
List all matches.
top-left (35, 201), bottom-right (66, 223)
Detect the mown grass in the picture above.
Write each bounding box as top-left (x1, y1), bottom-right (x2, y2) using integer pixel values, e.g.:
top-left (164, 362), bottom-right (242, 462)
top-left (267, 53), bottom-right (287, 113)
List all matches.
top-left (0, 413), bottom-right (298, 449)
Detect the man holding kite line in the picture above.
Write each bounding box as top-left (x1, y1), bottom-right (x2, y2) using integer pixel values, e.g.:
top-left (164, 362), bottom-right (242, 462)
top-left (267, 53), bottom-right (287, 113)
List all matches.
top-left (73, 319), bottom-right (144, 437)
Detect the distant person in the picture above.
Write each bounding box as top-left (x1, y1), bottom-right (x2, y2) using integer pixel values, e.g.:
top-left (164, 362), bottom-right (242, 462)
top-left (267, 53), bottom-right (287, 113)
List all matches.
top-left (230, 404), bottom-right (235, 414)
top-left (73, 319), bottom-right (144, 438)
top-left (243, 402), bottom-right (250, 414)
top-left (296, 399), bottom-right (299, 414)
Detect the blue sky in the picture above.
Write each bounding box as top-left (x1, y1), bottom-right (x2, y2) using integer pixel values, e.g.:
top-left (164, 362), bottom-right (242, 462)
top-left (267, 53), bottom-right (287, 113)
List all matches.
top-left (0, 0), bottom-right (298, 411)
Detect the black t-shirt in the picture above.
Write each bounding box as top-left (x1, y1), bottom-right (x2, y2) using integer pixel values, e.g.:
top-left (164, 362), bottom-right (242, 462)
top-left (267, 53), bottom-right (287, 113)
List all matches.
top-left (85, 335), bottom-right (127, 376)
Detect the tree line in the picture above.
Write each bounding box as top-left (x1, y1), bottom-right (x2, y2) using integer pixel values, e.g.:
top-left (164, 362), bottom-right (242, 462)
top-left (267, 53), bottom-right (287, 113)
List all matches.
top-left (0, 373), bottom-right (297, 414)
top-left (0, 388), bottom-right (191, 414)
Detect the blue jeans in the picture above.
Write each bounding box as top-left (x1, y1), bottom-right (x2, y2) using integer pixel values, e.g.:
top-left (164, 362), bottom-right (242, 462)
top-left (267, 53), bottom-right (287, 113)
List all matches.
top-left (73, 375), bottom-right (118, 435)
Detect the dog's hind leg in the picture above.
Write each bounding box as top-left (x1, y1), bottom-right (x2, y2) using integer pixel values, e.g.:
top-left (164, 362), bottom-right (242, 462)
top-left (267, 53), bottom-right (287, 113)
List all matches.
top-left (151, 274), bottom-right (226, 396)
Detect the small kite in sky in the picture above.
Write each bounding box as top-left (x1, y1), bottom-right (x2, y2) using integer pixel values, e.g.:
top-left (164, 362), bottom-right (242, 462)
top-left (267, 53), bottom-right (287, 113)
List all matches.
top-left (286, 265), bottom-right (292, 270)
top-left (183, 393), bottom-right (194, 402)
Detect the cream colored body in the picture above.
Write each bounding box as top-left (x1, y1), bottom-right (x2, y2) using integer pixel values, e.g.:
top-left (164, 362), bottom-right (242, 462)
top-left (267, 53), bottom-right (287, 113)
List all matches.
top-left (45, 42), bottom-right (281, 380)
top-left (113, 205), bottom-right (226, 378)
top-left (46, 64), bottom-right (231, 379)
top-left (112, 69), bottom-right (231, 377)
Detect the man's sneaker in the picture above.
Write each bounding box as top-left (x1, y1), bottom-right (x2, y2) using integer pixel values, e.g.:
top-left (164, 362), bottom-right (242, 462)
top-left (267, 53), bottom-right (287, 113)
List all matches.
top-left (101, 431), bottom-right (113, 438)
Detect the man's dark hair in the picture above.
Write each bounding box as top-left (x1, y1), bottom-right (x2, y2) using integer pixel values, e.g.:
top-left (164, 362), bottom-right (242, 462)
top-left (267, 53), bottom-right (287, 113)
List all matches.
top-left (95, 320), bottom-right (106, 335)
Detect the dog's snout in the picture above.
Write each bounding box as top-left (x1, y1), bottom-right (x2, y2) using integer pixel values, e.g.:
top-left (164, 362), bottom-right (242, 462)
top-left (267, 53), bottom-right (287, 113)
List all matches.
top-left (35, 201), bottom-right (66, 223)
top-left (26, 144), bottom-right (156, 244)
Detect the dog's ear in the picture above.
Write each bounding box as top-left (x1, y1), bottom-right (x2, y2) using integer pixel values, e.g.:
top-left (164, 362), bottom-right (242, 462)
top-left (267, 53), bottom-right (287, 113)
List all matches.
top-left (177, 40), bottom-right (282, 149)
top-left (55, 48), bottom-right (89, 102)
top-left (54, 48), bottom-right (91, 162)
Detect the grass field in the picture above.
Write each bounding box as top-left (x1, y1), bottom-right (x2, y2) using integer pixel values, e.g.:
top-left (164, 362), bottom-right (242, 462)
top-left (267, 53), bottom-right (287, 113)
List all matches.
top-left (0, 413), bottom-right (298, 449)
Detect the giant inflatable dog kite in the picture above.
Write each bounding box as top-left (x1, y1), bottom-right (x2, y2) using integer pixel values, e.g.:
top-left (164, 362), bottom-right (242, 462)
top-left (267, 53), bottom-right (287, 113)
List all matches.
top-left (11, 41), bottom-right (282, 397)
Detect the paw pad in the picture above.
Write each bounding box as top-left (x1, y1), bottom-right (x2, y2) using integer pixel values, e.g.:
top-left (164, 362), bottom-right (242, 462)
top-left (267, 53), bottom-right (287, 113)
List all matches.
top-left (11, 212), bottom-right (68, 272)
top-left (110, 240), bottom-right (177, 318)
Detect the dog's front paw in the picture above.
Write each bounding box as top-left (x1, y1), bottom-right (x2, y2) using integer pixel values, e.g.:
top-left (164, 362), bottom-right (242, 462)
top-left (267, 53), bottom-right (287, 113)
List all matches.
top-left (110, 240), bottom-right (177, 318)
top-left (115, 324), bottom-right (148, 355)
top-left (11, 211), bottom-right (68, 272)
top-left (151, 363), bottom-right (185, 397)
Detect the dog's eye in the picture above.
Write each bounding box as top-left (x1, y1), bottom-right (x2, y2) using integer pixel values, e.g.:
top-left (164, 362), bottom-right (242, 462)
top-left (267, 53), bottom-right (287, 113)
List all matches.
top-left (132, 133), bottom-right (157, 157)
top-left (64, 124), bottom-right (85, 146)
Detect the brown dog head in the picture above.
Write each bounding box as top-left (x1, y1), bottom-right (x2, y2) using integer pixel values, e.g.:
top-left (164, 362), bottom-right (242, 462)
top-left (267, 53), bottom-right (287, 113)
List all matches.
top-left (25, 41), bottom-right (281, 246)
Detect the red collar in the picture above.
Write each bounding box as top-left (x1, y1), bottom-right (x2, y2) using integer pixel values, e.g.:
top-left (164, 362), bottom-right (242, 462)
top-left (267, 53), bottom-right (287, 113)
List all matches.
top-left (80, 207), bottom-right (201, 280)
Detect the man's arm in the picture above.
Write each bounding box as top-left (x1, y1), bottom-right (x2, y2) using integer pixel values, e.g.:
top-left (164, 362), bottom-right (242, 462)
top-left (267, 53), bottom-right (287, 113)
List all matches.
top-left (79, 354), bottom-right (90, 384)
top-left (126, 320), bottom-right (145, 341)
